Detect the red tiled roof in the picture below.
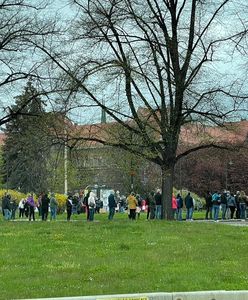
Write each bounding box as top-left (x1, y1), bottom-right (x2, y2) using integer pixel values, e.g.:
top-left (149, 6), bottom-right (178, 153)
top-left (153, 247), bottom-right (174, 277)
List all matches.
top-left (179, 121), bottom-right (248, 146)
top-left (0, 118), bottom-right (247, 149)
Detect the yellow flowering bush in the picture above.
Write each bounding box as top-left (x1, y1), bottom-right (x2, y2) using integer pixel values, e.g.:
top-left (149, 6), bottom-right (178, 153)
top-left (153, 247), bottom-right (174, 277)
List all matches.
top-left (0, 189), bottom-right (27, 202)
top-left (53, 193), bottom-right (67, 214)
top-left (0, 189), bottom-right (67, 214)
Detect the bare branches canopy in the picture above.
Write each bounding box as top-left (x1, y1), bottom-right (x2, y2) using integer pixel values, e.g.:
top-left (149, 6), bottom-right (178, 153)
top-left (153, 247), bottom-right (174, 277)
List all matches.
top-left (39, 0), bottom-right (248, 218)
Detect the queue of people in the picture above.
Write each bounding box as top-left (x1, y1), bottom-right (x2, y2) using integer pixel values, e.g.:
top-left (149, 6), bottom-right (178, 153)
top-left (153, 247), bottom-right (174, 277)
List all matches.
top-left (1, 192), bottom-right (58, 221)
top-left (205, 190), bottom-right (248, 221)
top-left (2, 188), bottom-right (248, 222)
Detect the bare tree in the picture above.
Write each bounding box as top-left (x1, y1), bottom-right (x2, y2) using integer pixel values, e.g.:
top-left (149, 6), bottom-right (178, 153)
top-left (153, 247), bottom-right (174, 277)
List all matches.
top-left (38, 0), bottom-right (248, 219)
top-left (0, 0), bottom-right (59, 126)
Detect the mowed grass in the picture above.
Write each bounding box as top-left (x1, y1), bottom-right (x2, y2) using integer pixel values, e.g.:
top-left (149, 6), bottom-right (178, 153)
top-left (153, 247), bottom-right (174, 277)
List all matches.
top-left (0, 212), bottom-right (248, 299)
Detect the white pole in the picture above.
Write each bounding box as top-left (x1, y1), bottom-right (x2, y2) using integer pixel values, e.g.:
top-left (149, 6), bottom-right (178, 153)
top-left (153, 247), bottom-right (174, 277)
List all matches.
top-left (64, 134), bottom-right (68, 195)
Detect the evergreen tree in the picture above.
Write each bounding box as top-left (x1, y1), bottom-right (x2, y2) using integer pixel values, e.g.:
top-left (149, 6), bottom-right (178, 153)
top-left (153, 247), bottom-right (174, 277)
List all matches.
top-left (2, 82), bottom-right (51, 193)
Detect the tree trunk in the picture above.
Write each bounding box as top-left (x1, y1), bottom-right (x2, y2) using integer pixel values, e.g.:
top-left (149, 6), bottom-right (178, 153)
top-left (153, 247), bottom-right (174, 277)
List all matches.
top-left (161, 164), bottom-right (175, 220)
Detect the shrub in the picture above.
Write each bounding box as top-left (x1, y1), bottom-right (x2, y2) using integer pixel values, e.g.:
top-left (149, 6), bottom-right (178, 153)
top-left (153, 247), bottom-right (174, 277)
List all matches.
top-left (0, 189), bottom-right (67, 214)
top-left (53, 193), bottom-right (67, 214)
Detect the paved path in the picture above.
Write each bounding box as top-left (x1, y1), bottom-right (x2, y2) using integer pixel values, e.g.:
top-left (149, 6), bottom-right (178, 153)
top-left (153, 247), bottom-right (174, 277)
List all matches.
top-left (195, 219), bottom-right (248, 226)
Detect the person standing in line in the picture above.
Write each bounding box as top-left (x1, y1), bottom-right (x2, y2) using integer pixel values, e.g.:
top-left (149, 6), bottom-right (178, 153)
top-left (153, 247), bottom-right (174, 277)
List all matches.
top-left (66, 195), bottom-right (73, 221)
top-left (148, 191), bottom-right (156, 220)
top-left (227, 192), bottom-right (236, 219)
top-left (176, 193), bottom-right (183, 221)
top-left (18, 198), bottom-right (25, 218)
top-left (239, 191), bottom-right (247, 220)
top-left (24, 199), bottom-right (29, 218)
top-left (37, 194), bottom-right (42, 216)
top-left (41, 193), bottom-right (50, 221)
top-left (11, 198), bottom-right (18, 220)
top-left (108, 190), bottom-right (116, 220)
top-left (212, 191), bottom-right (221, 221)
top-left (83, 191), bottom-right (90, 221)
top-left (127, 192), bottom-right (138, 220)
top-left (154, 189), bottom-right (162, 219)
top-left (172, 194), bottom-right (177, 219)
top-left (235, 191), bottom-right (240, 219)
top-left (88, 191), bottom-right (96, 221)
top-left (119, 195), bottom-right (125, 213)
top-left (115, 191), bottom-right (121, 213)
top-left (2, 193), bottom-right (12, 220)
top-left (205, 191), bottom-right (212, 220)
top-left (26, 193), bottom-right (36, 221)
top-left (185, 192), bottom-right (194, 221)
top-left (95, 197), bottom-right (101, 214)
top-left (50, 193), bottom-right (58, 221)
top-left (220, 191), bottom-right (228, 220)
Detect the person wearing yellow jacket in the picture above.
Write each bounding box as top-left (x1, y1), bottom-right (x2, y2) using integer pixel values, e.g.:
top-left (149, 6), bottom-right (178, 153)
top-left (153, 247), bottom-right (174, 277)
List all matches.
top-left (127, 192), bottom-right (138, 220)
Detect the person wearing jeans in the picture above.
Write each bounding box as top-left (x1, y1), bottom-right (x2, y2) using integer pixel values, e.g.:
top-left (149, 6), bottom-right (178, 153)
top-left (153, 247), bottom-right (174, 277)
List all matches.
top-left (2, 193), bottom-right (12, 220)
top-left (212, 191), bottom-right (221, 221)
top-left (154, 189), bottom-right (162, 219)
top-left (185, 192), bottom-right (194, 221)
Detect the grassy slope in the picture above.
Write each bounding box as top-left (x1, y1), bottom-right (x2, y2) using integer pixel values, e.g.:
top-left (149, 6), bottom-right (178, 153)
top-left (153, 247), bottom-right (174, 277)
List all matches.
top-left (0, 213), bottom-right (248, 299)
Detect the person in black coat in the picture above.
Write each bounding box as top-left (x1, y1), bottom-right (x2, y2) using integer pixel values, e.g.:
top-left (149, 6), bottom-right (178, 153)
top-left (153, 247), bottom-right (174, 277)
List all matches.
top-left (2, 193), bottom-right (12, 220)
top-left (41, 193), bottom-right (50, 221)
top-left (154, 189), bottom-right (162, 219)
top-left (66, 195), bottom-right (73, 221)
top-left (205, 191), bottom-right (212, 220)
top-left (185, 192), bottom-right (194, 221)
top-left (83, 191), bottom-right (90, 221)
top-left (176, 193), bottom-right (183, 221)
top-left (108, 191), bottom-right (117, 220)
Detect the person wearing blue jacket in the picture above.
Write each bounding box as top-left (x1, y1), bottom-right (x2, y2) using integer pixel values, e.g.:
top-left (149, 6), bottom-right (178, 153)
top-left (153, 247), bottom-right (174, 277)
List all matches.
top-left (212, 191), bottom-right (221, 221)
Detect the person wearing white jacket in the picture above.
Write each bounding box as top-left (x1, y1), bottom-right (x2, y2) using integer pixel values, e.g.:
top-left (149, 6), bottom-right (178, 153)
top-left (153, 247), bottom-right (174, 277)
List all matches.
top-left (88, 192), bottom-right (96, 221)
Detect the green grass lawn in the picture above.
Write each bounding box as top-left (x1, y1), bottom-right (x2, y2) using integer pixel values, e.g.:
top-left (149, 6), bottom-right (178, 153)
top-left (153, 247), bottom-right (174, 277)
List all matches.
top-left (0, 211), bottom-right (248, 299)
